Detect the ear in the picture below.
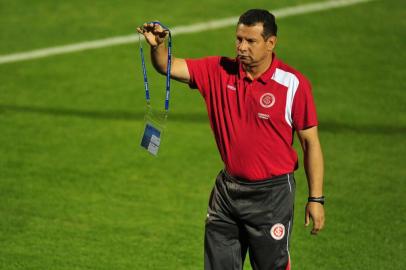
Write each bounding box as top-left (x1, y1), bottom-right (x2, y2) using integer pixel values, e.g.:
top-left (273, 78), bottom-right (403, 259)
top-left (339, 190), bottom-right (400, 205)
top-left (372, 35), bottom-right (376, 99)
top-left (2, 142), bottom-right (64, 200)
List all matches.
top-left (266, 36), bottom-right (277, 51)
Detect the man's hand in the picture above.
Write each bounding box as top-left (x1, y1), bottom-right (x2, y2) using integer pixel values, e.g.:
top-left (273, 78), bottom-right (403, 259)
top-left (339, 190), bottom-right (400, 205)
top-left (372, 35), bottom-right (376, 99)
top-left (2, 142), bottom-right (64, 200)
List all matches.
top-left (136, 21), bottom-right (190, 84)
top-left (305, 202), bottom-right (325, 235)
top-left (136, 22), bottom-right (168, 47)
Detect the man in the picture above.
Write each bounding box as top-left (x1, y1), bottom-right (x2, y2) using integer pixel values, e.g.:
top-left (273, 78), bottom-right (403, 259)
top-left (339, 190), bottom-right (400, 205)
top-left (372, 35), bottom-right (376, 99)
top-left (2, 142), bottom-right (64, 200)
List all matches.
top-left (137, 9), bottom-right (325, 270)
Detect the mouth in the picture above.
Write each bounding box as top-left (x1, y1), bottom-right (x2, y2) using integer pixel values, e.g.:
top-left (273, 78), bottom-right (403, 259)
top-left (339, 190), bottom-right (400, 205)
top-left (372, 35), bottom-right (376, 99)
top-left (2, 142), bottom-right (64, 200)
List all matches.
top-left (238, 55), bottom-right (250, 61)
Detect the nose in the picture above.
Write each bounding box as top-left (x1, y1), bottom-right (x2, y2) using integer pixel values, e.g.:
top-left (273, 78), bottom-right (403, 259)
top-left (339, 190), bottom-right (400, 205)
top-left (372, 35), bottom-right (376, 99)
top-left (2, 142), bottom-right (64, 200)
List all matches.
top-left (237, 40), bottom-right (248, 52)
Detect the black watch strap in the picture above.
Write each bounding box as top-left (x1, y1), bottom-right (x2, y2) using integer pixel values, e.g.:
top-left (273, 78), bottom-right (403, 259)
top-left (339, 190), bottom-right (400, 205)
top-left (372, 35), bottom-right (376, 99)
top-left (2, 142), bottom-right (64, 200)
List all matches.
top-left (308, 196), bottom-right (325, 205)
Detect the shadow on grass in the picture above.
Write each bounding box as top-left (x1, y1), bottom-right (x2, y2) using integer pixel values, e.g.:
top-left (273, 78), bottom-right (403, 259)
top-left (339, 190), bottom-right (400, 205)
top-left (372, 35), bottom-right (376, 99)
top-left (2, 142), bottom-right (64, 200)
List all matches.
top-left (1, 104), bottom-right (405, 135)
top-left (0, 104), bottom-right (206, 123)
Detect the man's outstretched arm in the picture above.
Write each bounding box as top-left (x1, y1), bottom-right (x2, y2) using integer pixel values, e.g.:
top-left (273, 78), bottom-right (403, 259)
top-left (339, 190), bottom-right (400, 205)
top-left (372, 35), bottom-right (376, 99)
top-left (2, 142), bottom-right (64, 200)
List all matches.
top-left (297, 126), bottom-right (325, 235)
top-left (137, 22), bottom-right (190, 84)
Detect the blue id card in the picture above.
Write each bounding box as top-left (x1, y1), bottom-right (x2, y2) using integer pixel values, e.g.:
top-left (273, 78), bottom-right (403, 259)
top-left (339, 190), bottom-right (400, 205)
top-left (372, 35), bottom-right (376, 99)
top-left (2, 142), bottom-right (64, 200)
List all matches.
top-left (140, 107), bottom-right (167, 156)
top-left (140, 123), bottom-right (162, 156)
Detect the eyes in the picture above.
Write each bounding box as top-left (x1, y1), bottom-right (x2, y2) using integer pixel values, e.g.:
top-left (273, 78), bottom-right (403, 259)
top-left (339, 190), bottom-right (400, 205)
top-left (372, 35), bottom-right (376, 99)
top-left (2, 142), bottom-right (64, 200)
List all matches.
top-left (236, 37), bottom-right (257, 45)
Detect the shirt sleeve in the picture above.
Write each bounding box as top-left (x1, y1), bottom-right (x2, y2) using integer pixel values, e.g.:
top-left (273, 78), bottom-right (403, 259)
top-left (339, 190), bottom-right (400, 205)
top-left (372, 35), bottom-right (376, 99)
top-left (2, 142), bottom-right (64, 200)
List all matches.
top-left (185, 56), bottom-right (221, 97)
top-left (291, 76), bottom-right (318, 130)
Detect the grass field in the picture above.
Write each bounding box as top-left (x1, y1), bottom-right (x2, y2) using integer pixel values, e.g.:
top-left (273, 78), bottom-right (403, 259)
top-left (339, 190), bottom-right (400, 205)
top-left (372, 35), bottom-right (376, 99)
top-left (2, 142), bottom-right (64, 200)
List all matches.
top-left (1, 0), bottom-right (405, 269)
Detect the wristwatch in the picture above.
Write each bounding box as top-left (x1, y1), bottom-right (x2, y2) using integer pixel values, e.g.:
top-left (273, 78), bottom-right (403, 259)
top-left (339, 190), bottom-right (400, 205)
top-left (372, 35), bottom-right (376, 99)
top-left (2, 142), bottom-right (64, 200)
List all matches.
top-left (308, 196), bottom-right (325, 205)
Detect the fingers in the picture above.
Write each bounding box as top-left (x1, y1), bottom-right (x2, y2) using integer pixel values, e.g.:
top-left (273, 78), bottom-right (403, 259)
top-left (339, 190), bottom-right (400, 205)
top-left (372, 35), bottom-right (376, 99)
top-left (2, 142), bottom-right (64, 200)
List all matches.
top-left (311, 216), bottom-right (325, 235)
top-left (311, 217), bottom-right (323, 234)
top-left (137, 22), bottom-right (166, 35)
top-left (136, 23), bottom-right (151, 34)
top-left (304, 206), bottom-right (310, 227)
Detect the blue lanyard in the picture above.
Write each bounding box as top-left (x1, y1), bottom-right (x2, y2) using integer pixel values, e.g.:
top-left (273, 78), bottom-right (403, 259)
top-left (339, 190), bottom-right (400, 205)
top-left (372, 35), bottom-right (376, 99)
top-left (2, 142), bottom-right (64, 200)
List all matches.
top-left (138, 22), bottom-right (172, 112)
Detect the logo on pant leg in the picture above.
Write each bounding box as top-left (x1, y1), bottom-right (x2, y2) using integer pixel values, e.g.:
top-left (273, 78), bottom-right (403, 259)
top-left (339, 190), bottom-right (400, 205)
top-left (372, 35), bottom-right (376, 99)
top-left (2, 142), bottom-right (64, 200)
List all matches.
top-left (270, 223), bottom-right (285, 240)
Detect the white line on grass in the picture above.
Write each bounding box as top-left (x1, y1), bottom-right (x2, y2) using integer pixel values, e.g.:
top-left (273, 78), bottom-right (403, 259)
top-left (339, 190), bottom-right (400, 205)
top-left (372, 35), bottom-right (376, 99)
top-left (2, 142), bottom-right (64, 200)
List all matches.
top-left (0, 0), bottom-right (374, 65)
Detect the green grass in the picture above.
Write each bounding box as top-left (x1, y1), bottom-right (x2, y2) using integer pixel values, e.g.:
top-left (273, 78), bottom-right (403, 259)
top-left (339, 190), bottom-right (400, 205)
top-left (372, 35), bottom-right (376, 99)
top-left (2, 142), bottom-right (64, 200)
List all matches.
top-left (1, 0), bottom-right (405, 269)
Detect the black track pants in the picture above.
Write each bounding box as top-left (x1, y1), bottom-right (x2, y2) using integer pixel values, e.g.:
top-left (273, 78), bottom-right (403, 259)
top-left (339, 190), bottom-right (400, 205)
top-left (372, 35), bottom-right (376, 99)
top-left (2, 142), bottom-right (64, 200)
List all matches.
top-left (204, 170), bottom-right (295, 270)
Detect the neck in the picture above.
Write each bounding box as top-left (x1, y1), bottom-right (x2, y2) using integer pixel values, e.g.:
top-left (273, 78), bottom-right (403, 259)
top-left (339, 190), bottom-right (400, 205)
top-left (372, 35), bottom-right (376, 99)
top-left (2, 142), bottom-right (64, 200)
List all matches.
top-left (243, 53), bottom-right (273, 80)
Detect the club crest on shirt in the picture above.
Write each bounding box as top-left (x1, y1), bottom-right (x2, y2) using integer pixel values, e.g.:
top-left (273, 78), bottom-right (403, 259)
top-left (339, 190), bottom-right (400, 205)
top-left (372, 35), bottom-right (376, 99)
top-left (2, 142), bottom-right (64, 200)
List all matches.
top-left (270, 223), bottom-right (285, 240)
top-left (260, 93), bottom-right (275, 108)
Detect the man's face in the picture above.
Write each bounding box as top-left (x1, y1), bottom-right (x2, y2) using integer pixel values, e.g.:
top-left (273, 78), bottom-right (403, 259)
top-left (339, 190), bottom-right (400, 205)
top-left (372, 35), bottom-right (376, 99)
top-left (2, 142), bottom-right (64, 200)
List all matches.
top-left (235, 23), bottom-right (276, 66)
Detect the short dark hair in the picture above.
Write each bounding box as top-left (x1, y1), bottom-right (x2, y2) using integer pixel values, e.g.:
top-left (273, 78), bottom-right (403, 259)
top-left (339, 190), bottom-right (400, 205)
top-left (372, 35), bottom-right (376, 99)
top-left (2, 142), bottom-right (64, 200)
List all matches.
top-left (238, 9), bottom-right (277, 38)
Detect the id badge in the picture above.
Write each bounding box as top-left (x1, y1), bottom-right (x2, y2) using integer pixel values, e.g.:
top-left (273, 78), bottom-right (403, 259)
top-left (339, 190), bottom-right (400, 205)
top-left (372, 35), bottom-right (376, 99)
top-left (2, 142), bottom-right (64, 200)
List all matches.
top-left (140, 107), bottom-right (167, 156)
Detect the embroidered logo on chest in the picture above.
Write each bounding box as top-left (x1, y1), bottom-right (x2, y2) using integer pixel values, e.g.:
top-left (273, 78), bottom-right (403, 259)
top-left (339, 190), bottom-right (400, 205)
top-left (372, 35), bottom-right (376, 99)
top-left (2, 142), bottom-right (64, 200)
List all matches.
top-left (259, 93), bottom-right (275, 108)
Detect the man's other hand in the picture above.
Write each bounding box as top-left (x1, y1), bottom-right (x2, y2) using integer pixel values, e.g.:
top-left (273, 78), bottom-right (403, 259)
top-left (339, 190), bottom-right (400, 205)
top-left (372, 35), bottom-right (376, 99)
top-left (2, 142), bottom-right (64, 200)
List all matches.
top-left (305, 202), bottom-right (325, 235)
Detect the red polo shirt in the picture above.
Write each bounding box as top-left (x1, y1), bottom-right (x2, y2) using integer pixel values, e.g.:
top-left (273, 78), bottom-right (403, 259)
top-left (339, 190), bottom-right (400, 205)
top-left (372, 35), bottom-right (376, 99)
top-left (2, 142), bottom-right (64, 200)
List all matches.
top-left (186, 54), bottom-right (318, 181)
